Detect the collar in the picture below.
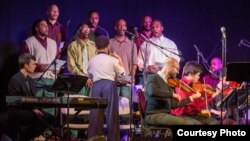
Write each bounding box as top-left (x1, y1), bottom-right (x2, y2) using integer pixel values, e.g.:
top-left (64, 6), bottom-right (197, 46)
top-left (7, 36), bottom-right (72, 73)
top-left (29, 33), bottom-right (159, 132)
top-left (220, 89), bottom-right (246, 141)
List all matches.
top-left (19, 71), bottom-right (29, 81)
top-left (151, 35), bottom-right (164, 41)
top-left (157, 71), bottom-right (167, 83)
top-left (35, 35), bottom-right (47, 42)
top-left (47, 19), bottom-right (60, 26)
top-left (114, 36), bottom-right (129, 43)
top-left (78, 38), bottom-right (91, 47)
top-left (97, 51), bottom-right (107, 54)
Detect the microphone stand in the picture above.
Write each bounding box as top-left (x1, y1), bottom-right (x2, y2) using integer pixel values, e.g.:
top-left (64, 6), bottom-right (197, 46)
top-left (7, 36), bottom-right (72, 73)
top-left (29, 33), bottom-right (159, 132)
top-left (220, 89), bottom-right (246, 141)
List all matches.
top-left (128, 33), bottom-right (136, 141)
top-left (59, 20), bottom-right (71, 59)
top-left (36, 57), bottom-right (60, 136)
top-left (194, 44), bottom-right (201, 64)
top-left (136, 33), bottom-right (149, 89)
top-left (240, 39), bottom-right (250, 48)
top-left (37, 58), bottom-right (57, 82)
top-left (139, 33), bottom-right (183, 61)
top-left (221, 27), bottom-right (227, 125)
top-left (193, 44), bottom-right (217, 77)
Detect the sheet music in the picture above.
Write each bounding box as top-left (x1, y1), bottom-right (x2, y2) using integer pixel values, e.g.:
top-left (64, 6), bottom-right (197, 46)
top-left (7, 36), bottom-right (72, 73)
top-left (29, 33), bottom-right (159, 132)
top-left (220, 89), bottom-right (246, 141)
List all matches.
top-left (48, 59), bottom-right (66, 71)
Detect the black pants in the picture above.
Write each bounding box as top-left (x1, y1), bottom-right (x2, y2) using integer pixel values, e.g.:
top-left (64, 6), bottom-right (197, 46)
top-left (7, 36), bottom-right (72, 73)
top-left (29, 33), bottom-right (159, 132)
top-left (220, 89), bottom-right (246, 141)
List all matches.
top-left (7, 108), bottom-right (55, 141)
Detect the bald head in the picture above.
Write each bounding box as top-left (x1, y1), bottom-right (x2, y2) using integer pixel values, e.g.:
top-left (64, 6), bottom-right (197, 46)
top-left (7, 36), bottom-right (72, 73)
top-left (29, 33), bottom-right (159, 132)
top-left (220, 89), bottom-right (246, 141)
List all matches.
top-left (165, 57), bottom-right (179, 68)
top-left (161, 57), bottom-right (180, 78)
top-left (210, 57), bottom-right (222, 72)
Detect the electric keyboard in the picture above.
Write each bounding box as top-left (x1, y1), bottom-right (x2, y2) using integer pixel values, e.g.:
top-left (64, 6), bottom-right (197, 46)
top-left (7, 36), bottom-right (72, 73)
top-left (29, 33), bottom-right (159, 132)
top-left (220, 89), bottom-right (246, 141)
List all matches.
top-left (6, 96), bottom-right (108, 109)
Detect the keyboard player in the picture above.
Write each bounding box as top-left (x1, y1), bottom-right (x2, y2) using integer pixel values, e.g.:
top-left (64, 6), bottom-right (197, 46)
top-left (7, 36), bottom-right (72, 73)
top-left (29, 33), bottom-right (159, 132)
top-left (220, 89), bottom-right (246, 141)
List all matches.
top-left (7, 53), bottom-right (55, 141)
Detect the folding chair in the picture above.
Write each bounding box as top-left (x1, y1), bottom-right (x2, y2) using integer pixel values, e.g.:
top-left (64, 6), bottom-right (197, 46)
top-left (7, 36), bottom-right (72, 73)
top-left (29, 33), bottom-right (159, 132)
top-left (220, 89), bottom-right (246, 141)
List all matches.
top-left (137, 89), bottom-right (172, 139)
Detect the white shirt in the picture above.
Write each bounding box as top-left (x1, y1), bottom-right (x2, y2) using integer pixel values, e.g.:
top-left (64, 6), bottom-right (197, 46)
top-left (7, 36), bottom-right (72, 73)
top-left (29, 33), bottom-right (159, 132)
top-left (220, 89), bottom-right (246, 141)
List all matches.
top-left (148, 35), bottom-right (180, 67)
top-left (137, 41), bottom-right (152, 70)
top-left (157, 71), bottom-right (167, 83)
top-left (88, 53), bottom-right (124, 82)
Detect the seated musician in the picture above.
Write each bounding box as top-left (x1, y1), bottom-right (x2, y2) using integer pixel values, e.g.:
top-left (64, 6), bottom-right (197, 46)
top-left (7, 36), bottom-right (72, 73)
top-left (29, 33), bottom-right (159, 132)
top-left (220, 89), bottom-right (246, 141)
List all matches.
top-left (171, 61), bottom-right (220, 125)
top-left (7, 53), bottom-right (55, 140)
top-left (87, 36), bottom-right (125, 141)
top-left (145, 57), bottom-right (202, 125)
top-left (203, 57), bottom-right (238, 124)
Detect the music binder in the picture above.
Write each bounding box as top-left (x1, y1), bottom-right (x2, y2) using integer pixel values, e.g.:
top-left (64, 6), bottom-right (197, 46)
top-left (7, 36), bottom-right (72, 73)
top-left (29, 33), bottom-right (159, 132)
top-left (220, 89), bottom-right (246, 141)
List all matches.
top-left (225, 62), bottom-right (250, 106)
top-left (226, 62), bottom-right (250, 124)
top-left (226, 62), bottom-right (250, 82)
top-left (49, 74), bottom-right (88, 94)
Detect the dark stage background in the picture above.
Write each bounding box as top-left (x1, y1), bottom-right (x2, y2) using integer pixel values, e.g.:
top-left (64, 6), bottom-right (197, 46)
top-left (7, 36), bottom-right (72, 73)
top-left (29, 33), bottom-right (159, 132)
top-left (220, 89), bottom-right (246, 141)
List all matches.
top-left (1, 0), bottom-right (250, 111)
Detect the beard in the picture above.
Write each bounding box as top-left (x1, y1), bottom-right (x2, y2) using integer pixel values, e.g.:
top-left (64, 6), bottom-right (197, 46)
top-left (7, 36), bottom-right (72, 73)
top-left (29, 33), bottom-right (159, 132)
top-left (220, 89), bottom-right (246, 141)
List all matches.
top-left (168, 71), bottom-right (177, 78)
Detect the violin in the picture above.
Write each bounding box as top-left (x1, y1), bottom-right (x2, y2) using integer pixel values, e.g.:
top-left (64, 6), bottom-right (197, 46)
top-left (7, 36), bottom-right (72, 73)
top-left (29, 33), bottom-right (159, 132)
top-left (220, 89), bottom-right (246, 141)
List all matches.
top-left (192, 82), bottom-right (215, 95)
top-left (222, 81), bottom-right (239, 96)
top-left (167, 78), bottom-right (197, 93)
top-left (168, 78), bottom-right (214, 114)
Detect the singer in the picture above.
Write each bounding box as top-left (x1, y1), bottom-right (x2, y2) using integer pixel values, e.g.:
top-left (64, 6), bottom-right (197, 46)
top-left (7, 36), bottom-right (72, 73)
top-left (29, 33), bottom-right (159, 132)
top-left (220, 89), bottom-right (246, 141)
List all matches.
top-left (109, 18), bottom-right (138, 97)
top-left (141, 19), bottom-right (180, 73)
top-left (202, 57), bottom-right (237, 125)
top-left (20, 19), bottom-right (59, 116)
top-left (46, 4), bottom-right (66, 49)
top-left (109, 19), bottom-right (138, 141)
top-left (136, 16), bottom-right (152, 69)
top-left (67, 23), bottom-right (96, 96)
top-left (87, 10), bottom-right (109, 41)
top-left (135, 16), bottom-right (152, 48)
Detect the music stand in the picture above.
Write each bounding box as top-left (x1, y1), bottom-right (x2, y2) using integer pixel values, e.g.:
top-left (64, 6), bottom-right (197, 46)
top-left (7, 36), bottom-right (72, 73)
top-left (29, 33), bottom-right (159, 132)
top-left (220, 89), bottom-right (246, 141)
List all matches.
top-left (50, 74), bottom-right (88, 94)
top-left (49, 74), bottom-right (88, 141)
top-left (226, 62), bottom-right (250, 124)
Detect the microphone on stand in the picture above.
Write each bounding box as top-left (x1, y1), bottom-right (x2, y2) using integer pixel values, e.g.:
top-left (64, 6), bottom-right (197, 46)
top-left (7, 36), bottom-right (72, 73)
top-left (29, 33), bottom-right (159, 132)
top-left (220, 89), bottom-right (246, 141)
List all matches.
top-left (134, 27), bottom-right (139, 37)
top-left (125, 30), bottom-right (137, 37)
top-left (221, 26), bottom-right (226, 39)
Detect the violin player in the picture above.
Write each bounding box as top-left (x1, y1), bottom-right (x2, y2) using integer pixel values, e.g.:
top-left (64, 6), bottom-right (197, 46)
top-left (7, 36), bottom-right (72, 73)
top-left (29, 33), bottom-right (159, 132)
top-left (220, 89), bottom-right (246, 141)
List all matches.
top-left (171, 61), bottom-right (220, 125)
top-left (203, 57), bottom-right (239, 124)
top-left (145, 57), bottom-right (202, 126)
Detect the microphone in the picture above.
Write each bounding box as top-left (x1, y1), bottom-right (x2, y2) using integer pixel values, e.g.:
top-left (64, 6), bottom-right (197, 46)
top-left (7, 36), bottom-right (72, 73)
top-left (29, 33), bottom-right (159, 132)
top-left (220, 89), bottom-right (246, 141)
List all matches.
top-left (220, 26), bottom-right (226, 39)
top-left (125, 30), bottom-right (136, 37)
top-left (134, 27), bottom-right (139, 37)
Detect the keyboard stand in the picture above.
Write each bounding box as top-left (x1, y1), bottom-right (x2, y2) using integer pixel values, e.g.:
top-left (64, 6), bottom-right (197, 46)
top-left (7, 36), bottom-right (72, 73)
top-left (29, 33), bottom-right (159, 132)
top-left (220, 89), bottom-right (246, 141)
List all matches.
top-left (49, 74), bottom-right (87, 141)
top-left (35, 114), bottom-right (63, 140)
